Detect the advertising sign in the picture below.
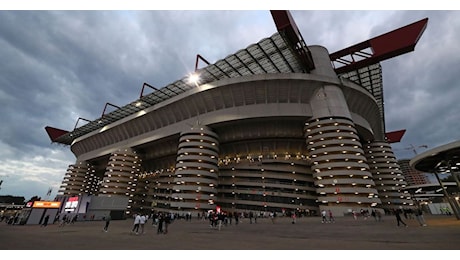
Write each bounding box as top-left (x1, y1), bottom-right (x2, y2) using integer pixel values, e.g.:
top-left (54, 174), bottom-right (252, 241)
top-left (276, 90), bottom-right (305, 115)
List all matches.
top-left (32, 201), bottom-right (61, 208)
top-left (64, 196), bottom-right (79, 212)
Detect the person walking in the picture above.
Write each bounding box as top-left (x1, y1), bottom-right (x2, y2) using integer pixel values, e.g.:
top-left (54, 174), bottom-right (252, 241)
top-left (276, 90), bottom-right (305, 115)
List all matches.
top-left (132, 213), bottom-right (141, 234)
top-left (371, 209), bottom-right (377, 221)
top-left (352, 210), bottom-right (358, 220)
top-left (376, 210), bottom-right (383, 222)
top-left (41, 215), bottom-right (50, 227)
top-left (321, 210), bottom-right (328, 223)
top-left (394, 209), bottom-right (408, 227)
top-left (415, 208), bottom-right (427, 226)
top-left (163, 213), bottom-right (170, 234)
top-left (139, 214), bottom-right (146, 234)
top-left (103, 214), bottom-right (111, 232)
top-left (328, 210), bottom-right (335, 223)
top-left (59, 214), bottom-right (67, 227)
top-left (157, 213), bottom-right (164, 234)
top-left (270, 211), bottom-right (277, 224)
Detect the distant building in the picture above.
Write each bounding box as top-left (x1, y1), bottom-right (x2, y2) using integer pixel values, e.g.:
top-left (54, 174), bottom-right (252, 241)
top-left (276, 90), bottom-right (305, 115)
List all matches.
top-left (399, 159), bottom-right (430, 185)
top-left (0, 195), bottom-right (26, 205)
top-left (0, 195), bottom-right (25, 220)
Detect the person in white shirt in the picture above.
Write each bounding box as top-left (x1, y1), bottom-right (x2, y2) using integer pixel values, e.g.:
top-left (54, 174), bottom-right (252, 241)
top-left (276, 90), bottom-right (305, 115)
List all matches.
top-left (132, 213), bottom-right (141, 234)
top-left (139, 214), bottom-right (146, 234)
top-left (321, 210), bottom-right (328, 223)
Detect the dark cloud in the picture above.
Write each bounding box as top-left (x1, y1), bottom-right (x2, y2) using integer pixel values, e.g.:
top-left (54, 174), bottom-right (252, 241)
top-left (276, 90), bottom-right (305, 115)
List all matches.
top-left (381, 11), bottom-right (460, 158)
top-left (0, 10), bottom-right (459, 199)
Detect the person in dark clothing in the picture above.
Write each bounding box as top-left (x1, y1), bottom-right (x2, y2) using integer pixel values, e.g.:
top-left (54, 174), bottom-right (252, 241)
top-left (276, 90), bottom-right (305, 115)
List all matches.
top-left (394, 209), bottom-right (408, 227)
top-left (157, 213), bottom-right (164, 234)
top-left (103, 214), bottom-right (111, 232)
top-left (234, 212), bottom-right (239, 225)
top-left (163, 214), bottom-right (170, 234)
top-left (415, 208), bottom-right (427, 226)
top-left (41, 215), bottom-right (50, 227)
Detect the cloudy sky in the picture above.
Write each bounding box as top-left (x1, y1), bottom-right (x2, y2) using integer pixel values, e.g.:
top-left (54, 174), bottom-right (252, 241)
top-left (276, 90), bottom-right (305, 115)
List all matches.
top-left (1, 3), bottom-right (459, 200)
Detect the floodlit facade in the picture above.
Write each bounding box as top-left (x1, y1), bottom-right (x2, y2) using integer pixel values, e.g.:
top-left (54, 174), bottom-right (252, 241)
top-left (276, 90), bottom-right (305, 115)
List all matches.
top-left (46, 11), bottom-right (429, 217)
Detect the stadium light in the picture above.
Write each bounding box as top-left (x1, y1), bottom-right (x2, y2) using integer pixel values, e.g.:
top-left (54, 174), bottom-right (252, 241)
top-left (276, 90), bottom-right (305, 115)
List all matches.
top-left (188, 73), bottom-right (200, 87)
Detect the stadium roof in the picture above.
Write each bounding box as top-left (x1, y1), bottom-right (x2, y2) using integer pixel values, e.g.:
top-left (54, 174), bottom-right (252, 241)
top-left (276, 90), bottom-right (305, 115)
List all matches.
top-left (410, 140), bottom-right (460, 173)
top-left (46, 31), bottom-right (309, 145)
top-left (45, 11), bottom-right (428, 146)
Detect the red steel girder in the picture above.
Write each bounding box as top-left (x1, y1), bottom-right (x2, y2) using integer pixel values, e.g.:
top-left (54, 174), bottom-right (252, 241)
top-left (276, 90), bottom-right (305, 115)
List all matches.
top-left (101, 102), bottom-right (121, 118)
top-left (330, 18), bottom-right (428, 74)
top-left (270, 10), bottom-right (315, 72)
top-left (45, 126), bottom-right (69, 143)
top-left (385, 129), bottom-right (406, 143)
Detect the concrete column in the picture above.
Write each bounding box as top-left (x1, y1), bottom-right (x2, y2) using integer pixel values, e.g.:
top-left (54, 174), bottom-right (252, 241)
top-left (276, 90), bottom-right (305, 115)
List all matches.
top-left (171, 125), bottom-right (219, 212)
top-left (363, 141), bottom-right (411, 210)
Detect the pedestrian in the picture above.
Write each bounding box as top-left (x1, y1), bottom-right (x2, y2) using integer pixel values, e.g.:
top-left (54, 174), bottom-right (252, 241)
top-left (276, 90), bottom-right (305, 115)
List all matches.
top-left (103, 214), bottom-right (111, 232)
top-left (157, 213), bottom-right (164, 234)
top-left (352, 210), bottom-right (358, 220)
top-left (163, 213), bottom-right (170, 234)
top-left (394, 209), bottom-right (408, 227)
top-left (41, 215), bottom-right (50, 227)
top-left (70, 214), bottom-right (78, 224)
top-left (217, 212), bottom-right (224, 230)
top-left (54, 214), bottom-right (60, 224)
top-left (132, 213), bottom-right (141, 234)
top-left (321, 210), bottom-right (328, 223)
top-left (139, 214), bottom-right (146, 234)
top-left (371, 209), bottom-right (377, 221)
top-left (59, 214), bottom-right (67, 227)
top-left (415, 208), bottom-right (427, 226)
top-left (328, 210), bottom-right (335, 223)
top-left (291, 212), bottom-right (296, 224)
top-left (376, 210), bottom-right (382, 222)
top-left (228, 212), bottom-right (233, 225)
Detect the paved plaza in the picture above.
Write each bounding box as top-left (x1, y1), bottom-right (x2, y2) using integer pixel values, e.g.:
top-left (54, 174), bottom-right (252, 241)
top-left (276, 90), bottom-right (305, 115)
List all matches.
top-left (0, 214), bottom-right (459, 250)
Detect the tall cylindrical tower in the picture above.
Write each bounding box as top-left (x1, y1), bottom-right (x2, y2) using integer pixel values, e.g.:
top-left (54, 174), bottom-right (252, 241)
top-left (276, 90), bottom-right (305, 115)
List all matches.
top-left (100, 148), bottom-right (141, 197)
top-left (58, 161), bottom-right (91, 196)
top-left (305, 117), bottom-right (381, 210)
top-left (171, 125), bottom-right (219, 212)
top-left (363, 141), bottom-right (412, 210)
top-left (304, 46), bottom-right (381, 214)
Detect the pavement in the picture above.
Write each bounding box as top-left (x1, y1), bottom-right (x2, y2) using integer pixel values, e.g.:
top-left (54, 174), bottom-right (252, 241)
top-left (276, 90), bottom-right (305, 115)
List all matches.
top-left (0, 213), bottom-right (459, 250)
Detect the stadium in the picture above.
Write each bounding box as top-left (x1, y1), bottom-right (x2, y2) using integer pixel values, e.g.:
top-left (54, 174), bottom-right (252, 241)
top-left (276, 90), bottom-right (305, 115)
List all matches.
top-left (45, 11), bottom-right (428, 218)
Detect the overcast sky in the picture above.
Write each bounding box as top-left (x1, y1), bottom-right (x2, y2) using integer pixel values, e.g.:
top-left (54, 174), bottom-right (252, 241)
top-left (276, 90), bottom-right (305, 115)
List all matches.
top-left (1, 4), bottom-right (459, 200)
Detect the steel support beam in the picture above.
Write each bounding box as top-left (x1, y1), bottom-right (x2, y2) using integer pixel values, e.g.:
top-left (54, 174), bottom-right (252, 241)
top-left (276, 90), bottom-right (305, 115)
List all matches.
top-left (330, 18), bottom-right (428, 74)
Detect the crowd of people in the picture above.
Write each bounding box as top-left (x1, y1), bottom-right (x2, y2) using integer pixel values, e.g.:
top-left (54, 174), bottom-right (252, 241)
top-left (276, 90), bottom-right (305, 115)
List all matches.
top-left (95, 206), bottom-right (434, 234)
top-left (1, 206), bottom-right (439, 232)
top-left (128, 211), bottom-right (175, 235)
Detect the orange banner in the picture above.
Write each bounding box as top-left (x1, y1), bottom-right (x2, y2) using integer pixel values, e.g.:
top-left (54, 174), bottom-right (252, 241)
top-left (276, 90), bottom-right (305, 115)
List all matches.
top-left (32, 201), bottom-right (61, 208)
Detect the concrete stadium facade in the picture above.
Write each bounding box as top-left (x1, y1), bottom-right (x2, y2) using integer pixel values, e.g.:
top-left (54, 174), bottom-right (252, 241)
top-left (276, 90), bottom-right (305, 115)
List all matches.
top-left (47, 12), bottom-right (432, 217)
top-left (55, 41), bottom-right (412, 217)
